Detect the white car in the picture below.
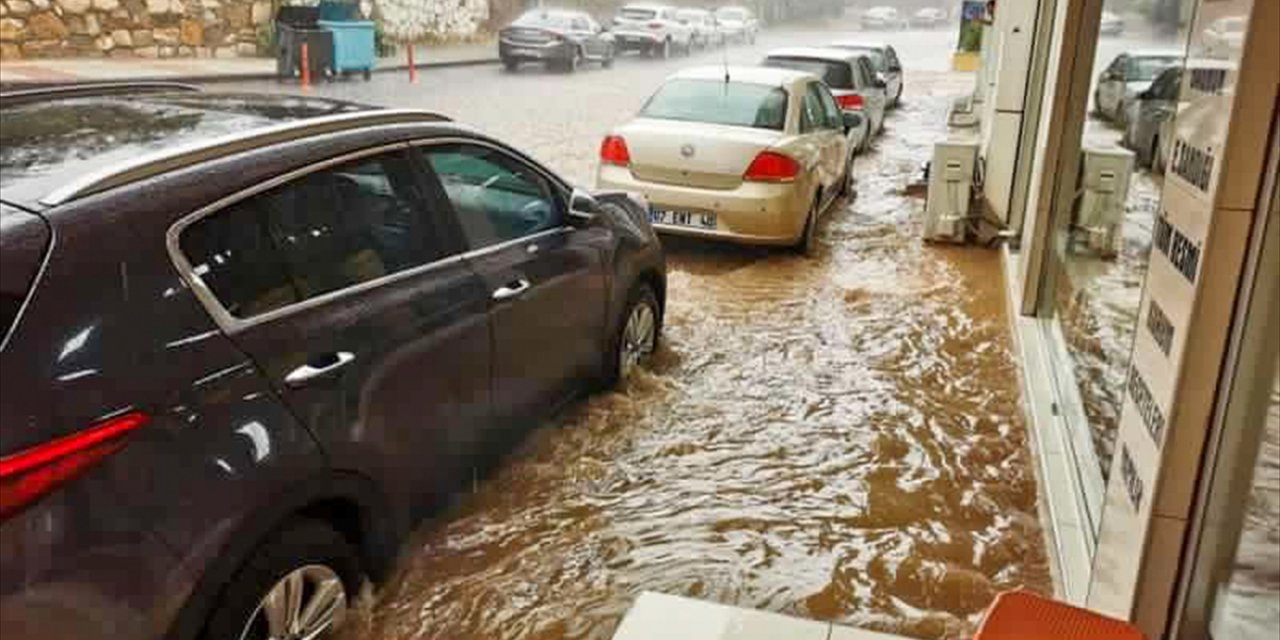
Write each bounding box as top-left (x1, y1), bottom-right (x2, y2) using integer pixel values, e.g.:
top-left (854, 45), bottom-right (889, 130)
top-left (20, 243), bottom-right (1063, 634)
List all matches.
top-left (1100, 11), bottom-right (1125, 36)
top-left (1094, 50), bottom-right (1182, 124)
top-left (861, 6), bottom-right (907, 30)
top-left (597, 66), bottom-right (862, 253)
top-left (612, 3), bottom-right (695, 58)
top-left (714, 6), bottom-right (759, 44)
top-left (677, 8), bottom-right (725, 49)
top-left (827, 41), bottom-right (904, 108)
top-left (911, 7), bottom-right (948, 28)
top-left (761, 47), bottom-right (885, 148)
top-left (1201, 16), bottom-right (1246, 59)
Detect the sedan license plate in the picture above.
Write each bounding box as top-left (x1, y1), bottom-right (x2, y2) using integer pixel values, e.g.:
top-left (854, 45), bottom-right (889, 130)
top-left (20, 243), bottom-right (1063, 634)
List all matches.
top-left (650, 208), bottom-right (716, 230)
top-left (510, 48), bottom-right (537, 57)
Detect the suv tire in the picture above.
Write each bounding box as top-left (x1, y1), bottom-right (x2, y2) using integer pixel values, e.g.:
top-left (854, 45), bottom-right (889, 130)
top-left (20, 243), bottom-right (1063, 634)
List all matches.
top-left (201, 520), bottom-right (361, 640)
top-left (603, 284), bottom-right (660, 387)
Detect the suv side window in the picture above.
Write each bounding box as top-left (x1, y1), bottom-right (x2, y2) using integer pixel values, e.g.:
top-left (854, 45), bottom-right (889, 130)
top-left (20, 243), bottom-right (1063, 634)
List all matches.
top-left (180, 151), bottom-right (445, 318)
top-left (419, 144), bottom-right (563, 249)
top-left (856, 58), bottom-right (876, 88)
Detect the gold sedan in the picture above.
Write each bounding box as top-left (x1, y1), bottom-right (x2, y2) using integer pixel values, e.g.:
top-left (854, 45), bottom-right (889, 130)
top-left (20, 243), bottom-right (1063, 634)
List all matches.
top-left (596, 65), bottom-right (864, 253)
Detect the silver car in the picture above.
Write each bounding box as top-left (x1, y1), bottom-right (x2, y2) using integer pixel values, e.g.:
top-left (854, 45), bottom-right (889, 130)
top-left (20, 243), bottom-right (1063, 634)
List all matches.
top-left (1093, 49), bottom-right (1181, 124)
top-left (827, 40), bottom-right (904, 107)
top-left (677, 8), bottom-right (725, 49)
top-left (762, 47), bottom-right (887, 148)
top-left (1124, 58), bottom-right (1236, 171)
top-left (596, 66), bottom-right (864, 253)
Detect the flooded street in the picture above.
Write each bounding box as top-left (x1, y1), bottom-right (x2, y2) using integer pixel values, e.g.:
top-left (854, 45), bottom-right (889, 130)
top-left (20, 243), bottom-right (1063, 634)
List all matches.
top-left (324, 70), bottom-right (1050, 640)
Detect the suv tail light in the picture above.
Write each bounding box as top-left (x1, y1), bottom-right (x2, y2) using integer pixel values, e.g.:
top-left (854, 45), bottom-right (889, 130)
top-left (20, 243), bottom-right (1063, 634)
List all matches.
top-left (836, 93), bottom-right (865, 110)
top-left (0, 411), bottom-right (149, 521)
top-left (744, 151), bottom-right (800, 183)
top-left (648, 21), bottom-right (663, 29)
top-left (600, 135), bottom-right (632, 166)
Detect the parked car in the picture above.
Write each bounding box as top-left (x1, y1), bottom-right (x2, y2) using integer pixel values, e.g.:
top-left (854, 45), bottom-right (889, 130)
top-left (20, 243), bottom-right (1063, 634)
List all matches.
top-left (596, 66), bottom-right (864, 254)
top-left (1099, 11), bottom-right (1125, 36)
top-left (714, 6), bottom-right (759, 44)
top-left (761, 47), bottom-right (884, 148)
top-left (1124, 58), bottom-right (1236, 172)
top-left (677, 8), bottom-right (725, 49)
top-left (911, 7), bottom-right (948, 28)
top-left (861, 6), bottom-right (907, 30)
top-left (499, 8), bottom-right (616, 72)
top-left (0, 83), bottom-right (666, 640)
top-left (1093, 50), bottom-right (1182, 124)
top-left (1201, 15), bottom-right (1246, 59)
top-left (612, 3), bottom-right (695, 58)
top-left (1122, 65), bottom-right (1180, 171)
top-left (827, 40), bottom-right (904, 107)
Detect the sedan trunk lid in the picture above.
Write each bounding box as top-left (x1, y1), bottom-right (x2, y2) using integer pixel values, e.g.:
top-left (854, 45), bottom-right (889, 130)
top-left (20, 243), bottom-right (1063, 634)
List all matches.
top-left (616, 118), bottom-right (784, 190)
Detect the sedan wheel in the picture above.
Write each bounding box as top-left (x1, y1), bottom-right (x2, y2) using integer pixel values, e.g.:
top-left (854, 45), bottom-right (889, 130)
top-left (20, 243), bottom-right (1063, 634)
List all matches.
top-left (239, 565), bottom-right (347, 640)
top-left (658, 39), bottom-right (671, 59)
top-left (794, 199), bottom-right (820, 257)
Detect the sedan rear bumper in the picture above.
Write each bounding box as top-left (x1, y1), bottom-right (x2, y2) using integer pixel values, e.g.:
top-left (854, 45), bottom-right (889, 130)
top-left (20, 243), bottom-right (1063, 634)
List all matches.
top-left (597, 165), bottom-right (811, 245)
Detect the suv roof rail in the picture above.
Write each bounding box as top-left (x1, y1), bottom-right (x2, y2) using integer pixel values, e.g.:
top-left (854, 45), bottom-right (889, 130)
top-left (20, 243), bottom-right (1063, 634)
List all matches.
top-left (0, 81), bottom-right (201, 108)
top-left (40, 109), bottom-right (455, 207)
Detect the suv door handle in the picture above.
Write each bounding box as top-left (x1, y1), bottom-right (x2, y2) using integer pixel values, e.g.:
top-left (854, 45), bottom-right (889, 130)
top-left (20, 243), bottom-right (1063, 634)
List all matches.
top-left (285, 352), bottom-right (355, 387)
top-left (492, 279), bottom-right (531, 301)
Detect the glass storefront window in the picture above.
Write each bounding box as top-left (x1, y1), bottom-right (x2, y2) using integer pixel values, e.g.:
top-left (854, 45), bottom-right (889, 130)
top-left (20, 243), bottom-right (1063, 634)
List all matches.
top-left (1037, 0), bottom-right (1199, 529)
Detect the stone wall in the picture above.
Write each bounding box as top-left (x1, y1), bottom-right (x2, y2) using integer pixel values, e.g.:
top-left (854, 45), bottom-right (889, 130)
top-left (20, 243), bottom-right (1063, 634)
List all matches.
top-left (0, 0), bottom-right (273, 60)
top-left (377, 0), bottom-right (488, 42)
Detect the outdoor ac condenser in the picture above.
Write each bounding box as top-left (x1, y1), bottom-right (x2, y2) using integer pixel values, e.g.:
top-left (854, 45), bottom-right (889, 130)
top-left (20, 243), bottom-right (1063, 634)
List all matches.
top-left (925, 140), bottom-right (979, 243)
top-left (1075, 145), bottom-right (1134, 258)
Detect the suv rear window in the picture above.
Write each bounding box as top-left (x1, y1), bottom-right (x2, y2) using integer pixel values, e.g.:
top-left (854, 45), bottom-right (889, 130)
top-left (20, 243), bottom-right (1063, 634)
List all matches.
top-left (640, 79), bottom-right (788, 130)
top-left (762, 57), bottom-right (854, 89)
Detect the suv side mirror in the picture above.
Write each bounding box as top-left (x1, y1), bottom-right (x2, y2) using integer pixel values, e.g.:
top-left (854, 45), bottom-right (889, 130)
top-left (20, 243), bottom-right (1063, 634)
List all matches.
top-left (570, 188), bottom-right (600, 217)
top-left (842, 111), bottom-right (865, 133)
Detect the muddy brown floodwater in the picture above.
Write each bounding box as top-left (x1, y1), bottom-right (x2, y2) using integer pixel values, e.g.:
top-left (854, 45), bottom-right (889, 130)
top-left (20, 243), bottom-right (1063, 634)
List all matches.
top-left (347, 72), bottom-right (1052, 640)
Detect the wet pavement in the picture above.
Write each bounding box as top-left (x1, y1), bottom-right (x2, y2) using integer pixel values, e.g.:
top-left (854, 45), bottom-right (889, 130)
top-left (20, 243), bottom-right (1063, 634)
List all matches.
top-left (217, 27), bottom-right (1051, 640)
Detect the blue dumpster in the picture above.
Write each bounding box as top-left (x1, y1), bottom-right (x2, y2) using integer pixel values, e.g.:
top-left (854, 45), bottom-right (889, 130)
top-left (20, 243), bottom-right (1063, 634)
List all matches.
top-left (318, 20), bottom-right (376, 80)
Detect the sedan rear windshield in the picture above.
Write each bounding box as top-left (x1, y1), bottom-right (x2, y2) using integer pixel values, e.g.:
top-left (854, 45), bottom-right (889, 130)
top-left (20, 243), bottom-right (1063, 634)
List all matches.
top-left (513, 10), bottom-right (574, 29)
top-left (763, 57), bottom-right (853, 89)
top-left (620, 7), bottom-right (657, 20)
top-left (640, 79), bottom-right (788, 130)
top-left (716, 8), bottom-right (748, 20)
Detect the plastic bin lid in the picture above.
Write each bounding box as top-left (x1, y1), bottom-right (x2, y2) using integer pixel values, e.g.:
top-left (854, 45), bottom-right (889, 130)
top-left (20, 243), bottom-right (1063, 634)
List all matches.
top-left (975, 591), bottom-right (1147, 640)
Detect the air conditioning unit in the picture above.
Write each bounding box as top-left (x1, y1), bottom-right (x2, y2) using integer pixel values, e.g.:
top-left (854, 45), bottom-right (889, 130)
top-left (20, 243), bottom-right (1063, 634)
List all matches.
top-left (925, 140), bottom-right (979, 243)
top-left (1075, 146), bottom-right (1134, 258)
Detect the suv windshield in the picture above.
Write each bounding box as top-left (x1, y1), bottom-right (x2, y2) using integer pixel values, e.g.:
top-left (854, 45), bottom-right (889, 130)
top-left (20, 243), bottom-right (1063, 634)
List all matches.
top-left (763, 57), bottom-right (853, 89)
top-left (513, 10), bottom-right (574, 29)
top-left (640, 79), bottom-right (787, 130)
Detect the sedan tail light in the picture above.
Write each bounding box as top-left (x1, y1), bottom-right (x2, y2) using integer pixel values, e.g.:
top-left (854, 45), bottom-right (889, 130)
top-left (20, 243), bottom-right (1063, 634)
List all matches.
top-left (836, 93), bottom-right (865, 110)
top-left (600, 135), bottom-right (632, 166)
top-left (0, 411), bottom-right (149, 521)
top-left (744, 151), bottom-right (800, 183)
top-left (648, 21), bottom-right (664, 29)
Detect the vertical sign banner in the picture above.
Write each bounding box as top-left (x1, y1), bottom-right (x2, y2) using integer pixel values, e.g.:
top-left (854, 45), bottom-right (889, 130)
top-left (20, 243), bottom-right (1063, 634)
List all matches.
top-left (1087, 0), bottom-right (1276, 635)
top-left (958, 0), bottom-right (987, 52)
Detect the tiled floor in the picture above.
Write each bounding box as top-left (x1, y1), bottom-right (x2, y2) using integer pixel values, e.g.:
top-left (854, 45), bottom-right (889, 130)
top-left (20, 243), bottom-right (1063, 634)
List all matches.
top-left (612, 592), bottom-right (910, 640)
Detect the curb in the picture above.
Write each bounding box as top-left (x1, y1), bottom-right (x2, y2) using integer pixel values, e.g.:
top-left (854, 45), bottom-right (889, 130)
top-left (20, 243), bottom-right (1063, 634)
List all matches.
top-left (0, 56), bottom-right (499, 90)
